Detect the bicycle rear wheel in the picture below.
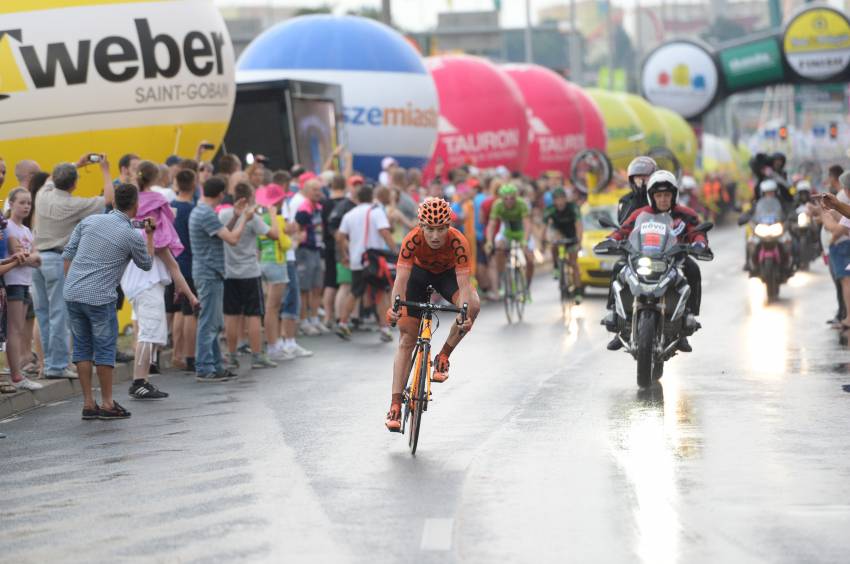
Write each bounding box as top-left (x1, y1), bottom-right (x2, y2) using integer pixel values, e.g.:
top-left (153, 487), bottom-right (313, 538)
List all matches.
top-left (409, 342), bottom-right (430, 455)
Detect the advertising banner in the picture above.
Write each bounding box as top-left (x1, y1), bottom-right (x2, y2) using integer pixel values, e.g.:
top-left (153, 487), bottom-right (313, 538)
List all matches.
top-left (719, 38), bottom-right (785, 90)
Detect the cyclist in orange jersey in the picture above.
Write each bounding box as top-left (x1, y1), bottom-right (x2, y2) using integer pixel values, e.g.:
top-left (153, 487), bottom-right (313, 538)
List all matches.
top-left (384, 197), bottom-right (480, 431)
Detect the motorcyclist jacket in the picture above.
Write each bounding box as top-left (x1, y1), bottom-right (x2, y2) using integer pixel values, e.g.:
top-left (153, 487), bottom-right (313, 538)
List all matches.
top-left (609, 205), bottom-right (708, 246)
top-left (617, 188), bottom-right (647, 226)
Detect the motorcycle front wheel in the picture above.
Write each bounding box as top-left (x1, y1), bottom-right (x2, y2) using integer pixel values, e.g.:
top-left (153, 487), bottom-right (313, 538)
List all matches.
top-left (636, 310), bottom-right (658, 389)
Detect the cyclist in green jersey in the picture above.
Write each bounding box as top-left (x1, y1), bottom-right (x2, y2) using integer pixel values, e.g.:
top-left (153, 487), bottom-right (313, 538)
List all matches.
top-left (485, 183), bottom-right (534, 290)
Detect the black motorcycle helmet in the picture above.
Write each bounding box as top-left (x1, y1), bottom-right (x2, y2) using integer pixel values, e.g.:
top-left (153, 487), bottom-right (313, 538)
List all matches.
top-left (627, 156), bottom-right (658, 194)
top-left (645, 170), bottom-right (679, 212)
top-left (749, 152), bottom-right (770, 177)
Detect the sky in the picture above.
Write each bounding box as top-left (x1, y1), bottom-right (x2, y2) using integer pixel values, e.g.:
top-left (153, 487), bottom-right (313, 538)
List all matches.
top-left (213, 0), bottom-right (565, 32)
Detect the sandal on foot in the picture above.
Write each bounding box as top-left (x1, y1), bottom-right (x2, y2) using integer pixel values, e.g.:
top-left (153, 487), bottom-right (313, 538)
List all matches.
top-left (0, 381), bottom-right (16, 394)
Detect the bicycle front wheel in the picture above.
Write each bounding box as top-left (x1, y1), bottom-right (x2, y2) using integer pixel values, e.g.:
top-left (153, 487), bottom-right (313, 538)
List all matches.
top-left (502, 269), bottom-right (514, 324)
top-left (410, 343), bottom-right (430, 455)
top-left (514, 265), bottom-right (527, 322)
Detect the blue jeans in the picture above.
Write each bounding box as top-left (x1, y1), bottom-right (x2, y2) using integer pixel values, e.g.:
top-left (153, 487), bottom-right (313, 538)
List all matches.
top-left (32, 252), bottom-right (69, 374)
top-left (195, 277), bottom-right (224, 375)
top-left (280, 260), bottom-right (301, 320)
top-left (67, 301), bottom-right (118, 366)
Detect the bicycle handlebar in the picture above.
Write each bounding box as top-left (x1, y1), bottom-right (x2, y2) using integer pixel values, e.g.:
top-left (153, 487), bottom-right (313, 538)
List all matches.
top-left (391, 286), bottom-right (468, 328)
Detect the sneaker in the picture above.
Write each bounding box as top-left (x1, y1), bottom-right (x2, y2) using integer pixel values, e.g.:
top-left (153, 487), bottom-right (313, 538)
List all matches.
top-left (312, 320), bottom-right (331, 335)
top-left (299, 321), bottom-right (320, 336)
top-left (432, 353), bottom-right (450, 383)
top-left (128, 380), bottom-right (169, 400)
top-left (379, 328), bottom-right (393, 343)
top-left (44, 368), bottom-right (78, 380)
top-left (270, 347), bottom-right (296, 361)
top-left (215, 369), bottom-right (239, 380)
top-left (225, 353), bottom-right (240, 371)
top-left (335, 324), bottom-right (352, 340)
top-left (98, 401), bottom-right (131, 420)
top-left (237, 342), bottom-right (252, 355)
top-left (286, 343), bottom-right (313, 358)
top-left (195, 372), bottom-right (230, 383)
top-left (115, 350), bottom-right (134, 363)
top-left (251, 353), bottom-right (278, 369)
top-left (82, 404), bottom-right (100, 420)
top-left (13, 378), bottom-right (43, 391)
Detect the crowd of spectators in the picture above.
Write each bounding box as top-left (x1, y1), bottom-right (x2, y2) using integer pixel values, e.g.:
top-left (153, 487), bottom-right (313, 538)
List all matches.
top-left (0, 146), bottom-right (582, 419)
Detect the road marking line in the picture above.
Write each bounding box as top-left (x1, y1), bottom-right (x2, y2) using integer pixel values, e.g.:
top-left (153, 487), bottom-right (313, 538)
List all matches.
top-left (420, 518), bottom-right (454, 551)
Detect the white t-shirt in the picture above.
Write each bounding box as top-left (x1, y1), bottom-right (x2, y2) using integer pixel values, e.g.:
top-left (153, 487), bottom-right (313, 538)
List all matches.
top-left (152, 185), bottom-right (176, 203)
top-left (4, 219), bottom-right (34, 286)
top-left (339, 203), bottom-right (390, 270)
top-left (282, 193), bottom-right (305, 261)
top-left (121, 255), bottom-right (171, 302)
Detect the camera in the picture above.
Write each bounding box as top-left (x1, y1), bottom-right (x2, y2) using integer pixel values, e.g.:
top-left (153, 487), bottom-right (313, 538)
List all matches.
top-left (88, 154), bottom-right (102, 163)
top-left (201, 143), bottom-right (215, 151)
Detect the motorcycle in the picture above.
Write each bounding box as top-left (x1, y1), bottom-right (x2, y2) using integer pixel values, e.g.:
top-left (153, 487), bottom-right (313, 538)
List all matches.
top-left (596, 214), bottom-right (713, 388)
top-left (739, 207), bottom-right (793, 302)
top-left (791, 204), bottom-right (820, 271)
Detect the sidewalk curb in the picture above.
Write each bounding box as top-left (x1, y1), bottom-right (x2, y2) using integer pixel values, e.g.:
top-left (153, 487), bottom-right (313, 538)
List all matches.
top-left (0, 352), bottom-right (172, 421)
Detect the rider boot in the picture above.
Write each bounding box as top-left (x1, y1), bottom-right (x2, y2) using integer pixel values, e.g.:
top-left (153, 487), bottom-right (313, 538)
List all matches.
top-left (676, 337), bottom-right (693, 353)
top-left (607, 335), bottom-right (624, 351)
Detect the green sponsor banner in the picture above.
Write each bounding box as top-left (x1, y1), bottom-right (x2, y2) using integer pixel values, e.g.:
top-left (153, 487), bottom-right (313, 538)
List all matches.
top-left (719, 38), bottom-right (785, 91)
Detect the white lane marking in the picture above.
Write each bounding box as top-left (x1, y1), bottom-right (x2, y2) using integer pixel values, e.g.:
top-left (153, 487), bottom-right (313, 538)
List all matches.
top-left (420, 518), bottom-right (454, 551)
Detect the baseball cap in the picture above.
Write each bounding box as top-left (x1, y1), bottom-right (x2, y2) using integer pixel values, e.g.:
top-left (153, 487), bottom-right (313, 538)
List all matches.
top-left (298, 171), bottom-right (318, 189)
top-left (165, 155), bottom-right (181, 167)
top-left (347, 175), bottom-right (365, 187)
top-left (255, 183), bottom-right (287, 207)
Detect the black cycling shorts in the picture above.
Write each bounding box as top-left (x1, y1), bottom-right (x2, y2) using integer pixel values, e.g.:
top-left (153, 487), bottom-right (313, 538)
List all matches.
top-left (404, 265), bottom-right (459, 318)
top-left (224, 277), bottom-right (265, 317)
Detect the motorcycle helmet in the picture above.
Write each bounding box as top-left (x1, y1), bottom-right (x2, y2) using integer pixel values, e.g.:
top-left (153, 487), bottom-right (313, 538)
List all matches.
top-left (796, 180), bottom-right (811, 193)
top-left (771, 152), bottom-right (787, 171)
top-left (760, 179), bottom-right (778, 194)
top-left (627, 156), bottom-right (658, 194)
top-left (680, 175), bottom-right (697, 191)
top-left (646, 170), bottom-right (679, 212)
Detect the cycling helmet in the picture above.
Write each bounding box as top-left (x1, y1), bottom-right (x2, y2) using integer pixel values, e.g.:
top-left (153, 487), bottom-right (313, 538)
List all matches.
top-left (498, 183), bottom-right (519, 197)
top-left (646, 170), bottom-right (679, 211)
top-left (680, 175), bottom-right (697, 191)
top-left (760, 179), bottom-right (778, 193)
top-left (627, 156), bottom-right (658, 193)
top-left (418, 197), bottom-right (452, 227)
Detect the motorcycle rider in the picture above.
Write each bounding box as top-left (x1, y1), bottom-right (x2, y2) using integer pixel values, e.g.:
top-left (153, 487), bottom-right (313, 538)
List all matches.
top-left (751, 152), bottom-right (793, 208)
top-left (617, 156), bottom-right (658, 225)
top-left (791, 180), bottom-right (819, 268)
top-left (603, 171), bottom-right (708, 352)
top-left (745, 179), bottom-right (794, 275)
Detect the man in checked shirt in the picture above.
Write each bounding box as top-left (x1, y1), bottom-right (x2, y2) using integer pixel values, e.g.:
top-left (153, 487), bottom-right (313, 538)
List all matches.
top-left (63, 184), bottom-right (155, 421)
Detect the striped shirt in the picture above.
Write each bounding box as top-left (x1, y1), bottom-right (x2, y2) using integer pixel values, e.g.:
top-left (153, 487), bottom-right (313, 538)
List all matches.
top-left (63, 210), bottom-right (153, 306)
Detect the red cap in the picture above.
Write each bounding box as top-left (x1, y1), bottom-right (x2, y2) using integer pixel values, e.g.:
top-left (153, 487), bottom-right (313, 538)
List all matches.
top-left (298, 171), bottom-right (318, 189)
top-left (347, 175), bottom-right (365, 187)
top-left (256, 183), bottom-right (287, 207)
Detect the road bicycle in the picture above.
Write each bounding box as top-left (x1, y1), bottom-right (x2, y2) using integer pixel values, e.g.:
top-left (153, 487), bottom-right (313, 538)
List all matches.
top-left (501, 239), bottom-right (529, 323)
top-left (392, 286), bottom-right (468, 455)
top-left (552, 238), bottom-right (579, 322)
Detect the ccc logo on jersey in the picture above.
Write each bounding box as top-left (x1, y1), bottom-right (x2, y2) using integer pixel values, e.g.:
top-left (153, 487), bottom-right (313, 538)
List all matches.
top-left (450, 236), bottom-right (468, 265)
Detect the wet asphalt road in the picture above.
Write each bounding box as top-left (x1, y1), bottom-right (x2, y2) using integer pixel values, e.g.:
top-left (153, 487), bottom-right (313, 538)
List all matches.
top-left (2, 225), bottom-right (850, 564)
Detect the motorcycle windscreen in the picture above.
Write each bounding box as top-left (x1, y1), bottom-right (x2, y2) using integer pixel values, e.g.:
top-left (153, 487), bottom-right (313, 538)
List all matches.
top-left (628, 213), bottom-right (676, 257)
top-left (753, 198), bottom-right (783, 224)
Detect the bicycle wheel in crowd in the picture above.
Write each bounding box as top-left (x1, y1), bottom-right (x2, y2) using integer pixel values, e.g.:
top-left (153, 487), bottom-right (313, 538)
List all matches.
top-left (570, 149), bottom-right (613, 195)
top-left (502, 269), bottom-right (514, 324)
top-left (409, 342), bottom-right (429, 455)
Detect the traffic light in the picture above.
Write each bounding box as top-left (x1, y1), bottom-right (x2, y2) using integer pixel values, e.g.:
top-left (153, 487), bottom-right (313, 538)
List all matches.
top-left (830, 122), bottom-right (839, 139)
top-left (778, 125), bottom-right (788, 141)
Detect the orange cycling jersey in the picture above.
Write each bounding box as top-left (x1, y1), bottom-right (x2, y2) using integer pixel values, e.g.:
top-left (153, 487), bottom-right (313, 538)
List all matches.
top-left (397, 226), bottom-right (471, 275)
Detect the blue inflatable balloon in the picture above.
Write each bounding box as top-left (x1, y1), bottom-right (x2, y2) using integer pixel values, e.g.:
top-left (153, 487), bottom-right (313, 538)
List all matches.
top-left (238, 15), bottom-right (438, 180)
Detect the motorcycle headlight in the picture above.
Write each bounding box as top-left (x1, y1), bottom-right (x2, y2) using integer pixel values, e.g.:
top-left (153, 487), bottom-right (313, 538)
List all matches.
top-left (755, 223), bottom-right (783, 238)
top-left (637, 257), bottom-right (653, 268)
top-left (636, 266), bottom-right (653, 276)
top-left (797, 213), bottom-right (810, 228)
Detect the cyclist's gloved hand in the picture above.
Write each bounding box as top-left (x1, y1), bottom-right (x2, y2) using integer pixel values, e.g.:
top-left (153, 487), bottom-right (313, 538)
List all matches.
top-left (457, 314), bottom-right (472, 333)
top-left (386, 307), bottom-right (401, 327)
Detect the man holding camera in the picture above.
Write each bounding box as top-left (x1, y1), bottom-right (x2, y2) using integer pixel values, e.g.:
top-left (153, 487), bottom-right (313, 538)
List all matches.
top-left (33, 155), bottom-right (114, 379)
top-left (63, 183), bottom-right (154, 420)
